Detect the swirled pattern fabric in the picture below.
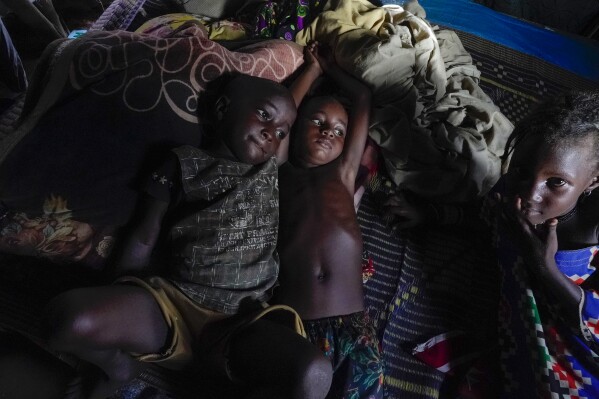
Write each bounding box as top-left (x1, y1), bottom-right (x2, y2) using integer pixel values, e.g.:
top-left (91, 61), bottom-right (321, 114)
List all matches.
top-left (0, 26), bottom-right (302, 268)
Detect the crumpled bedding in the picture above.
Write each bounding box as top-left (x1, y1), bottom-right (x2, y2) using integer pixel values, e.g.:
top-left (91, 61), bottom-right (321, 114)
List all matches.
top-left (297, 0), bottom-right (513, 202)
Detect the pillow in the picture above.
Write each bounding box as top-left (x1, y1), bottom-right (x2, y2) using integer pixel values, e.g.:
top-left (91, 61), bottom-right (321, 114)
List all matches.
top-left (0, 26), bottom-right (303, 270)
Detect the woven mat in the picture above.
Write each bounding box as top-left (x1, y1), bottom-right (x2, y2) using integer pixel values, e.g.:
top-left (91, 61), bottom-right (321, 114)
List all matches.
top-left (452, 28), bottom-right (599, 125)
top-left (359, 176), bottom-right (500, 399)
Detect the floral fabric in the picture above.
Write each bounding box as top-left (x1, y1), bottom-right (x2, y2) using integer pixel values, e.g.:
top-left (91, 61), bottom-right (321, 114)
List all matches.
top-left (239, 0), bottom-right (324, 41)
top-left (305, 312), bottom-right (384, 399)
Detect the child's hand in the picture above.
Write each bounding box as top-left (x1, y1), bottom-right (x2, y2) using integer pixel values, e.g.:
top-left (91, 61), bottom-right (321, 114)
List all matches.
top-left (309, 41), bottom-right (335, 74)
top-left (499, 194), bottom-right (559, 271)
top-left (384, 192), bottom-right (427, 229)
top-left (303, 41), bottom-right (323, 76)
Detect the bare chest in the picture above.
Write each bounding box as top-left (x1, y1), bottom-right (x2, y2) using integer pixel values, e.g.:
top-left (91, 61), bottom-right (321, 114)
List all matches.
top-left (278, 169), bottom-right (362, 264)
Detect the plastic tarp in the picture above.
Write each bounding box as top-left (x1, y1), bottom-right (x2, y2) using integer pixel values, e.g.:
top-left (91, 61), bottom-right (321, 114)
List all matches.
top-left (383, 0), bottom-right (599, 82)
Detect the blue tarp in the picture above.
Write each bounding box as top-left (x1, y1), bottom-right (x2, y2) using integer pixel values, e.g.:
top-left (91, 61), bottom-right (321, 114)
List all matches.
top-left (383, 0), bottom-right (599, 82)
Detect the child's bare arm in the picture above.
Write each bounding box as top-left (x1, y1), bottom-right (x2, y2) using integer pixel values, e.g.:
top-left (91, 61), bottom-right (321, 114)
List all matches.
top-left (289, 42), bottom-right (323, 107)
top-left (112, 195), bottom-right (168, 276)
top-left (315, 47), bottom-right (372, 192)
top-left (276, 43), bottom-right (323, 164)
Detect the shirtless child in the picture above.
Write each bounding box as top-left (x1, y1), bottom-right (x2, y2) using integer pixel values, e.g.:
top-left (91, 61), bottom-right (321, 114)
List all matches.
top-left (275, 44), bottom-right (384, 398)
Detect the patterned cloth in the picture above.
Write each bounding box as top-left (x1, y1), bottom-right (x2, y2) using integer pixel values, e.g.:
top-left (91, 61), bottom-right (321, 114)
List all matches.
top-left (145, 146), bottom-right (280, 315)
top-left (498, 232), bottom-right (599, 398)
top-left (305, 312), bottom-right (384, 399)
top-left (240, 0), bottom-right (324, 41)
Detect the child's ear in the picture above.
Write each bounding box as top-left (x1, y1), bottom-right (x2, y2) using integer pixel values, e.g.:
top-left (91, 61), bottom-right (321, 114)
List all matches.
top-left (214, 95), bottom-right (231, 121)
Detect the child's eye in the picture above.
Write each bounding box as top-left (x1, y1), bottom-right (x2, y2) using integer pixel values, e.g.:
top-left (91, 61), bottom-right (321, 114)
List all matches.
top-left (547, 177), bottom-right (566, 187)
top-left (312, 119), bottom-right (323, 126)
top-left (334, 129), bottom-right (344, 137)
top-left (258, 109), bottom-right (270, 119)
top-left (275, 130), bottom-right (287, 139)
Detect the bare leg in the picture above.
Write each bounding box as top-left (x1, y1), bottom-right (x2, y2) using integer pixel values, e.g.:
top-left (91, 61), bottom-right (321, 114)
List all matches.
top-left (44, 285), bottom-right (168, 399)
top-left (227, 319), bottom-right (333, 399)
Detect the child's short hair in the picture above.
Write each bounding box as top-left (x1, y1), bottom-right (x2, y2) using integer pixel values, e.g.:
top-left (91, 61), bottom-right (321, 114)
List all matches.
top-left (198, 73), bottom-right (291, 147)
top-left (503, 90), bottom-right (599, 168)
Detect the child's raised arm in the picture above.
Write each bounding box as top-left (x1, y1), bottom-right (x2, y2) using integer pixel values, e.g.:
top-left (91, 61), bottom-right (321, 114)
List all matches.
top-left (314, 46), bottom-right (372, 193)
top-left (277, 43), bottom-right (323, 164)
top-left (289, 42), bottom-right (323, 107)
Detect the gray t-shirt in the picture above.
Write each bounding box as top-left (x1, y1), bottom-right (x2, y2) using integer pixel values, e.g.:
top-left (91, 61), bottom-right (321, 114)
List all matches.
top-left (148, 145), bottom-right (279, 314)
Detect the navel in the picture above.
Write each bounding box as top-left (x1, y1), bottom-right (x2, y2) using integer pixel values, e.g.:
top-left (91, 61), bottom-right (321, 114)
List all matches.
top-left (317, 271), bottom-right (327, 281)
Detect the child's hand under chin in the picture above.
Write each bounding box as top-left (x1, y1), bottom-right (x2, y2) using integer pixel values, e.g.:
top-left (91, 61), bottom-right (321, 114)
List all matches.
top-left (498, 193), bottom-right (559, 272)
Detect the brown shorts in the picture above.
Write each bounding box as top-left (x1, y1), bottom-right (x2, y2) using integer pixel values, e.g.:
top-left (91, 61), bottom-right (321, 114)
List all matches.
top-left (117, 276), bottom-right (305, 376)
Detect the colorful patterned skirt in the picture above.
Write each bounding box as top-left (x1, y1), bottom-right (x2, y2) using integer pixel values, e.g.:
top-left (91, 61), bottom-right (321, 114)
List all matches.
top-left (498, 239), bottom-right (599, 398)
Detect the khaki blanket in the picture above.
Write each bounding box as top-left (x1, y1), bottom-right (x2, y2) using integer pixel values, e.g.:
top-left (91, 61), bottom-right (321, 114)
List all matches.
top-left (297, 0), bottom-right (513, 202)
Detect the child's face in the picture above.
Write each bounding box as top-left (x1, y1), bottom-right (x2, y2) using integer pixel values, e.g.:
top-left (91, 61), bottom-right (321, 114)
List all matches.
top-left (505, 135), bottom-right (598, 225)
top-left (293, 97), bottom-right (348, 167)
top-left (219, 86), bottom-right (296, 165)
